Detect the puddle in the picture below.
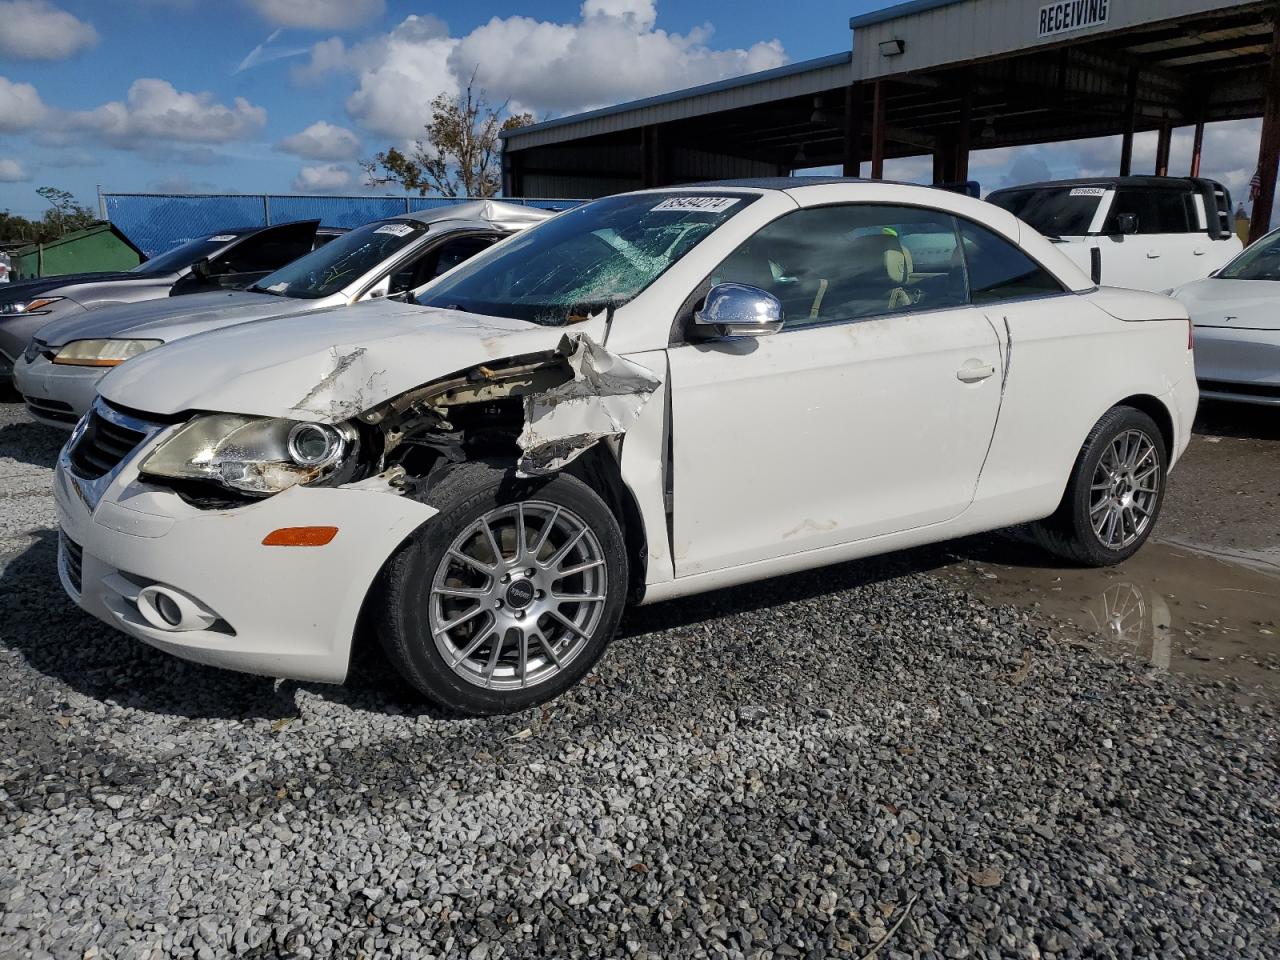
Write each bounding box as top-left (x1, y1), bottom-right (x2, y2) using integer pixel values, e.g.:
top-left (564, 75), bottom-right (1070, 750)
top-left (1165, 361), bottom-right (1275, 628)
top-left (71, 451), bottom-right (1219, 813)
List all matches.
top-left (938, 537), bottom-right (1280, 701)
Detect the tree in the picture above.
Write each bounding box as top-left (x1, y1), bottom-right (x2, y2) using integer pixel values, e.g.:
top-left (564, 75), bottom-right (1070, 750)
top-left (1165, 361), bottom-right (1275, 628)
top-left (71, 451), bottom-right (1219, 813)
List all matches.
top-left (0, 187), bottom-right (97, 245)
top-left (362, 78), bottom-right (533, 198)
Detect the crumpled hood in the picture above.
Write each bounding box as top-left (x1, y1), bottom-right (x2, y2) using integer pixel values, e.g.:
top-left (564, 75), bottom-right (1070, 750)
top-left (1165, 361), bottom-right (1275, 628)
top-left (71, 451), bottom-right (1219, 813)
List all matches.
top-left (34, 289), bottom-right (292, 347)
top-left (0, 271), bottom-right (140, 304)
top-left (1174, 278), bottom-right (1280, 330)
top-left (98, 298), bottom-right (585, 422)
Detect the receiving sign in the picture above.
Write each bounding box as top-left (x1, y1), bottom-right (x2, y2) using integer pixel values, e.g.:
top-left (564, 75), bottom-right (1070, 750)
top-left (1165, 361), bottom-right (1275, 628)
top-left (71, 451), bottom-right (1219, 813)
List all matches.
top-left (1038, 0), bottom-right (1109, 37)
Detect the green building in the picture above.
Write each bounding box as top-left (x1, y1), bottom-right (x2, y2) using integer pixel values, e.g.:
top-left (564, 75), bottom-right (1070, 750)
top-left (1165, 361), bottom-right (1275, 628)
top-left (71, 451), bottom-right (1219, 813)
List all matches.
top-left (11, 222), bottom-right (145, 280)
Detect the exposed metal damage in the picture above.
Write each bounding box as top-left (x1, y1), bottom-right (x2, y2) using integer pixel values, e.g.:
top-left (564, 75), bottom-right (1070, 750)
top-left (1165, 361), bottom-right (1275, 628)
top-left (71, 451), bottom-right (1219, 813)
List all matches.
top-left (354, 332), bottom-right (662, 493)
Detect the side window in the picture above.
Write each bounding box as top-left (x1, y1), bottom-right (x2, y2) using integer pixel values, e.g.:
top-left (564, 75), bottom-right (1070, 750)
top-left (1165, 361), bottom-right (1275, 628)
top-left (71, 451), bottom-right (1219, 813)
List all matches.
top-left (958, 220), bottom-right (1065, 304)
top-left (709, 204), bottom-right (966, 328)
top-left (1105, 188), bottom-right (1194, 234)
top-left (216, 233), bottom-right (312, 274)
top-left (388, 235), bottom-right (496, 294)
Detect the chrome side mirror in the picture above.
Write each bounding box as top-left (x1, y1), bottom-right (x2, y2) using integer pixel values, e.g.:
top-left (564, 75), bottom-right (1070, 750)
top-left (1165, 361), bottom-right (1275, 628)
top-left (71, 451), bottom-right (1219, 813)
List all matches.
top-left (694, 282), bottom-right (784, 339)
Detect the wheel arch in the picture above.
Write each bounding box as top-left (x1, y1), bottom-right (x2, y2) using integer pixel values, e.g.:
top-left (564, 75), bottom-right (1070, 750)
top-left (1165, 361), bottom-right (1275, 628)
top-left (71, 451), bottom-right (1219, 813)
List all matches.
top-left (1114, 393), bottom-right (1175, 460)
top-left (563, 445), bottom-right (649, 602)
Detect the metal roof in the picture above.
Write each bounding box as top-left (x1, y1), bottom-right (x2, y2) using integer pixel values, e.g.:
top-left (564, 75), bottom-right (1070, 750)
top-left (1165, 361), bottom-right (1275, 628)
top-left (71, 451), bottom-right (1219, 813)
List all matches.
top-left (501, 52), bottom-right (852, 149)
top-left (848, 0), bottom-right (964, 29)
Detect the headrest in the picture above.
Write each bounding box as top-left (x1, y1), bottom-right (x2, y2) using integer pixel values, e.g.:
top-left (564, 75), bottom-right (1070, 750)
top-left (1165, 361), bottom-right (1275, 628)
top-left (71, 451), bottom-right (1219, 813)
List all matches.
top-left (847, 233), bottom-right (906, 283)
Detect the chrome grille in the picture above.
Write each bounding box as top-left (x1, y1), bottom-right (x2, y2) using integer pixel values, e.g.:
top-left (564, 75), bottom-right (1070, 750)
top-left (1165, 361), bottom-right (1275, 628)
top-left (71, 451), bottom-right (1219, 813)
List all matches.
top-left (60, 531), bottom-right (83, 593)
top-left (68, 405), bottom-right (150, 480)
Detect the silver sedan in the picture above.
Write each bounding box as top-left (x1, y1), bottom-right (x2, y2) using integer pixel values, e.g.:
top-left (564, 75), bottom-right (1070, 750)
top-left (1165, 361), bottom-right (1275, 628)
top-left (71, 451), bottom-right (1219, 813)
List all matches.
top-left (1172, 226), bottom-right (1280, 406)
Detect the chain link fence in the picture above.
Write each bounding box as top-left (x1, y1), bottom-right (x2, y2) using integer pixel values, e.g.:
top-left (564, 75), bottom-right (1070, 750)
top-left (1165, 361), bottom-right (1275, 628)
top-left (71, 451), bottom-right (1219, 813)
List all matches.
top-left (102, 193), bottom-right (583, 257)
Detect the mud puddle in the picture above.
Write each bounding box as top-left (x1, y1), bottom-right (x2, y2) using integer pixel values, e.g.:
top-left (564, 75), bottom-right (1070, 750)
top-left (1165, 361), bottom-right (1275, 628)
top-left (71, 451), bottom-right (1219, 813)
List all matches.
top-left (938, 537), bottom-right (1280, 701)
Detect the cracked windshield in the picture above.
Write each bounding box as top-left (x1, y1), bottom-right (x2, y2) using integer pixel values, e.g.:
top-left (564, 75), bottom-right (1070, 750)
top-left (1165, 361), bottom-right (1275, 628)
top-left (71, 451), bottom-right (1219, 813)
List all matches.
top-left (253, 219), bottom-right (428, 299)
top-left (417, 192), bottom-right (757, 324)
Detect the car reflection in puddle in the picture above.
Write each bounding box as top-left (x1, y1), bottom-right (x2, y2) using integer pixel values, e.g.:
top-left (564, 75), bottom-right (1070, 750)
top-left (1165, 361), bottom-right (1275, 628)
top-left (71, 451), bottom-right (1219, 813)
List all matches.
top-left (940, 537), bottom-right (1280, 701)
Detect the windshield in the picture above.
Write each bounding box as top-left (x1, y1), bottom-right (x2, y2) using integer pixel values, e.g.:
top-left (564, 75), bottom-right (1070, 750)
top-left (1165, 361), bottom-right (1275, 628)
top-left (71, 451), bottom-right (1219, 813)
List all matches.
top-left (416, 192), bottom-right (757, 325)
top-left (251, 219), bottom-right (429, 299)
top-left (131, 233), bottom-right (239, 275)
top-left (1217, 231), bottom-right (1280, 281)
top-left (987, 187), bottom-right (1106, 237)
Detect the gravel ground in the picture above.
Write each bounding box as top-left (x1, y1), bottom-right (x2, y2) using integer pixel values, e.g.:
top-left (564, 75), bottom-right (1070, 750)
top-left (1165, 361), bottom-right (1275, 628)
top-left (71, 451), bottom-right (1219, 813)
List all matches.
top-left (2, 403), bottom-right (1278, 960)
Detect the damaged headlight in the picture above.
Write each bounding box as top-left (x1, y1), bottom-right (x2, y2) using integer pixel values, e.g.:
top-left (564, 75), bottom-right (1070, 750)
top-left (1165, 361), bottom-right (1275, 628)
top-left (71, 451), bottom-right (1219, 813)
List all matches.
top-left (140, 414), bottom-right (356, 496)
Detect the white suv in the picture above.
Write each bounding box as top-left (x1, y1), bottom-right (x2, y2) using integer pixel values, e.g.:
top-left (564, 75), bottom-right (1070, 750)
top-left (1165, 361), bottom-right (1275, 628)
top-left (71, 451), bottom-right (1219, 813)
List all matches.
top-left (987, 176), bottom-right (1240, 293)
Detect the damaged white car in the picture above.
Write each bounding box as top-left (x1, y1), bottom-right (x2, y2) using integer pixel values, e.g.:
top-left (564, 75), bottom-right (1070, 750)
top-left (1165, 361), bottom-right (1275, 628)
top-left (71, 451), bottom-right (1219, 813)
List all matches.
top-left (55, 179), bottom-right (1198, 714)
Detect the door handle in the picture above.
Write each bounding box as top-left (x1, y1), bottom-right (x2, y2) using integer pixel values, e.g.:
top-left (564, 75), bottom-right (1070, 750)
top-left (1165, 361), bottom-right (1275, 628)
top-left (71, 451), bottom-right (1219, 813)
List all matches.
top-left (1193, 248), bottom-right (1206, 256)
top-left (956, 360), bottom-right (996, 383)
top-left (1146, 250), bottom-right (1161, 258)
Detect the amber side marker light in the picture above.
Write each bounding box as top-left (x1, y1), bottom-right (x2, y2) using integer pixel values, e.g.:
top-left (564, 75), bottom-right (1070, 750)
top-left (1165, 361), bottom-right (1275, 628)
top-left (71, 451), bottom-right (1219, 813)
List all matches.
top-left (262, 526), bottom-right (339, 547)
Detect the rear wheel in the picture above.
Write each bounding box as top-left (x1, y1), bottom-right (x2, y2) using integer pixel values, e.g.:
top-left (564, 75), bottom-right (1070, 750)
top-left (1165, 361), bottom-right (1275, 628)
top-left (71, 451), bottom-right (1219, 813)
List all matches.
top-left (1032, 406), bottom-right (1167, 567)
top-left (376, 461), bottom-right (627, 715)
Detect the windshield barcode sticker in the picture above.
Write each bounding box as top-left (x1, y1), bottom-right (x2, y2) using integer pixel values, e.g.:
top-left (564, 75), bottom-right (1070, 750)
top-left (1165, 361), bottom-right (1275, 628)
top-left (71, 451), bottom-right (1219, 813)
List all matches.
top-left (207, 234), bottom-right (237, 242)
top-left (651, 196), bottom-right (740, 213)
top-left (374, 223), bottom-right (415, 236)
top-left (1069, 187), bottom-right (1106, 197)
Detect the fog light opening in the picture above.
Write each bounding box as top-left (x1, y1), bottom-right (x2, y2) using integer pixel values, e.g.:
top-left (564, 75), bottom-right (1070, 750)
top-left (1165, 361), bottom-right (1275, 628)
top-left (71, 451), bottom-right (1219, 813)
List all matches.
top-left (155, 591), bottom-right (183, 627)
top-left (136, 584), bottom-right (221, 633)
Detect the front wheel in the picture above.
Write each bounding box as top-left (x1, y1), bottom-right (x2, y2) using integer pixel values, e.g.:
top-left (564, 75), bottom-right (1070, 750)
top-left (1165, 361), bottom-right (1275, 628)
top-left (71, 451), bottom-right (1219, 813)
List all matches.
top-left (1032, 406), bottom-right (1167, 567)
top-left (375, 461), bottom-right (628, 715)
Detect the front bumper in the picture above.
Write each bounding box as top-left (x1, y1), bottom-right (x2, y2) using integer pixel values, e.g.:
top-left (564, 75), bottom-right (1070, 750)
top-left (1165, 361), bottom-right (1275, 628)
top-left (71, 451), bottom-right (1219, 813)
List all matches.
top-left (14, 352), bottom-right (103, 428)
top-left (1193, 324), bottom-right (1280, 406)
top-left (55, 410), bottom-right (437, 683)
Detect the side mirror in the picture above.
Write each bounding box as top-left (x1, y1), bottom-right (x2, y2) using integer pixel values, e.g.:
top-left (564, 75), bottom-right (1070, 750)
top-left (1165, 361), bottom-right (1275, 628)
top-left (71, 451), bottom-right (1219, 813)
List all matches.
top-left (1116, 213), bottom-right (1139, 235)
top-left (694, 282), bottom-right (784, 339)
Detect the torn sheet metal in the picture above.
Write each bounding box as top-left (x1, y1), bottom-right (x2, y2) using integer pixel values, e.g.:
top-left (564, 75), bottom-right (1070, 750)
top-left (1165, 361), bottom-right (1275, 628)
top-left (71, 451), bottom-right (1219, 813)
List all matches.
top-left (516, 333), bottom-right (662, 476)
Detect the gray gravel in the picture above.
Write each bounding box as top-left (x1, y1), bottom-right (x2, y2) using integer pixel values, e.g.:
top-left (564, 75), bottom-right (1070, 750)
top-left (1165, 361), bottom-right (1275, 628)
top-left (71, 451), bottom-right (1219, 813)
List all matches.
top-left (2, 401), bottom-right (1278, 960)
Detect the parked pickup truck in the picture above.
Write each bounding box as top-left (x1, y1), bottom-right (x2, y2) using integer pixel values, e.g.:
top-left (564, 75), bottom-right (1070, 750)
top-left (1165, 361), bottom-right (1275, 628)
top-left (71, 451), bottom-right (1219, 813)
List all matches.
top-left (986, 176), bottom-right (1240, 293)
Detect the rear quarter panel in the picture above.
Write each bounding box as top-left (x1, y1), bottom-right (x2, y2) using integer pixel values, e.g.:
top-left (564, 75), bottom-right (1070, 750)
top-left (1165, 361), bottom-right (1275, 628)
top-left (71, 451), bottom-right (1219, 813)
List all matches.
top-left (969, 289), bottom-right (1193, 527)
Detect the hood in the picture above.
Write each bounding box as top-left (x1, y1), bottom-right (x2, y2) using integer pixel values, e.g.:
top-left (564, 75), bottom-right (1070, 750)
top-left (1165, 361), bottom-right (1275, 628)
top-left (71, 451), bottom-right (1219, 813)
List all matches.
top-left (34, 289), bottom-right (291, 347)
top-left (1173, 277), bottom-right (1280, 330)
top-left (98, 297), bottom-right (594, 422)
top-left (0, 271), bottom-right (141, 304)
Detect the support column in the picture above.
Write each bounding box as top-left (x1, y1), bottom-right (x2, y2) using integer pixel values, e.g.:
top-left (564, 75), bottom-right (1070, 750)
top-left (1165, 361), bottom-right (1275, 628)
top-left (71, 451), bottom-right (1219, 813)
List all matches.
top-left (842, 83), bottom-right (864, 177)
top-left (1189, 121), bottom-right (1205, 177)
top-left (870, 79), bottom-right (887, 180)
top-left (502, 148), bottom-right (522, 197)
top-left (1119, 65), bottom-right (1138, 176)
top-left (955, 76), bottom-right (972, 183)
top-left (1154, 122), bottom-right (1172, 176)
top-left (1249, 15), bottom-right (1280, 243)
top-left (640, 126), bottom-right (667, 188)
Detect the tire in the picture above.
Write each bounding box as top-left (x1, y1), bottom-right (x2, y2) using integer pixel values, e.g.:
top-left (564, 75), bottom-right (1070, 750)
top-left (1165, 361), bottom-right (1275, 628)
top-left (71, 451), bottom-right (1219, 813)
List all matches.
top-left (1031, 406), bottom-right (1168, 567)
top-left (375, 460), bottom-right (628, 715)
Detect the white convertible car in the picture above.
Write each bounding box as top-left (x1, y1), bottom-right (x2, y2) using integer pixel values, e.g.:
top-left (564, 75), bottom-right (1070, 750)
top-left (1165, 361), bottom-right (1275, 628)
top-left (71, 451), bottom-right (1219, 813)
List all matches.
top-left (54, 179), bottom-right (1197, 714)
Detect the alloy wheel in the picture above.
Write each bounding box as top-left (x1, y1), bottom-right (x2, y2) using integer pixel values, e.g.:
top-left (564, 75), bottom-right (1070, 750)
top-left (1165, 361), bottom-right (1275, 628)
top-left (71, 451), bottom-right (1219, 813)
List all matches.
top-left (428, 501), bottom-right (607, 690)
top-left (1089, 429), bottom-right (1160, 550)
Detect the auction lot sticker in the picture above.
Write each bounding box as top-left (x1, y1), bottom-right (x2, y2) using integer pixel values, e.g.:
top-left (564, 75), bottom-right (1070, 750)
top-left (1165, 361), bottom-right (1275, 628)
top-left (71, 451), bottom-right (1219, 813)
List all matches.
top-left (651, 197), bottom-right (741, 213)
top-left (374, 223), bottom-right (416, 236)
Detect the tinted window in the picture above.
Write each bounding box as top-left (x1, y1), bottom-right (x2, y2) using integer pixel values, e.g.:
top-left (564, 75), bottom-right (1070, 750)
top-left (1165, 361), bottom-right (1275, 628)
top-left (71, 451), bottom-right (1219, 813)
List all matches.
top-left (710, 205), bottom-right (967, 327)
top-left (1104, 188), bottom-right (1194, 234)
top-left (131, 234), bottom-right (238, 275)
top-left (417, 192), bottom-right (755, 325)
top-left (215, 228), bottom-right (314, 274)
top-left (1217, 231), bottom-right (1280, 281)
top-left (987, 187), bottom-right (1104, 237)
top-left (959, 220), bottom-right (1064, 304)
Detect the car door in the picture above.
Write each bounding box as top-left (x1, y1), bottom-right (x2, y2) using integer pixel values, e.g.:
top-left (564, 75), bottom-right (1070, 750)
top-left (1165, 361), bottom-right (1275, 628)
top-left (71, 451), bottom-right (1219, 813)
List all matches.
top-left (666, 203), bottom-right (1004, 577)
top-left (1097, 187), bottom-right (1200, 291)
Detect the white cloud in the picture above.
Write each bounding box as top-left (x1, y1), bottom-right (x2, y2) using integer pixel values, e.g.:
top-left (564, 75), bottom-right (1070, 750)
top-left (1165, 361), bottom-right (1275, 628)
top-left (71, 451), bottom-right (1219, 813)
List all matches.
top-left (0, 76), bottom-right (48, 132)
top-left (0, 0), bottom-right (98, 60)
top-left (245, 0), bottom-right (384, 30)
top-left (292, 163), bottom-right (354, 192)
top-left (66, 79), bottom-right (267, 147)
top-left (0, 157), bottom-right (29, 181)
top-left (296, 3), bottom-right (787, 139)
top-left (276, 120), bottom-right (361, 160)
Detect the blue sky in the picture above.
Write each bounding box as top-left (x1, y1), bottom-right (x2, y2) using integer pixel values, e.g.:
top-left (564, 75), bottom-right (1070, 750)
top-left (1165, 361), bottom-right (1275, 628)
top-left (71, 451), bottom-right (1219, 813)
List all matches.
top-left (0, 0), bottom-right (1271, 222)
